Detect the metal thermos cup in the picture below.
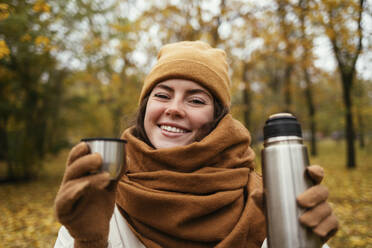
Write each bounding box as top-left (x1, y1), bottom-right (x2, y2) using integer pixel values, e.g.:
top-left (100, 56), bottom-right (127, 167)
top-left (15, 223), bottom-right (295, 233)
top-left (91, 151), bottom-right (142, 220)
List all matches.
top-left (261, 113), bottom-right (322, 248)
top-left (81, 138), bottom-right (126, 180)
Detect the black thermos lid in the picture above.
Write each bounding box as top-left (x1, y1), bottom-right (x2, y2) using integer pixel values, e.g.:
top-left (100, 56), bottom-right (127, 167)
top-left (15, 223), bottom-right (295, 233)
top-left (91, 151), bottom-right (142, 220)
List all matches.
top-left (263, 113), bottom-right (302, 139)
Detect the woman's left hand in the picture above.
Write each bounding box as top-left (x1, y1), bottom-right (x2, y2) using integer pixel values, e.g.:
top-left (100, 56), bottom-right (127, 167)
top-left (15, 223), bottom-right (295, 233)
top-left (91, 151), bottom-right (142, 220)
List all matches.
top-left (297, 165), bottom-right (339, 242)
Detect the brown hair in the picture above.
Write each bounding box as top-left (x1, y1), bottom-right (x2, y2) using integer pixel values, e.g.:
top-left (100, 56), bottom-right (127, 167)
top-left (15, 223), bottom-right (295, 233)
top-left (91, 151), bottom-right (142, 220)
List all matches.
top-left (132, 93), bottom-right (229, 148)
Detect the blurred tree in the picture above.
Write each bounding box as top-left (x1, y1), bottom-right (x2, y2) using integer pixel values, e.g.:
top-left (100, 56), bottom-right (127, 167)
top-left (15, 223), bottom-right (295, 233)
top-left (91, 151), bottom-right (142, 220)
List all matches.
top-left (132, 0), bottom-right (371, 152)
top-left (2, 0), bottom-right (371, 180)
top-left (241, 1), bottom-right (300, 116)
top-left (354, 78), bottom-right (372, 149)
top-left (0, 0), bottom-right (137, 181)
top-left (48, 0), bottom-right (142, 141)
top-left (0, 1), bottom-right (69, 181)
top-left (241, 62), bottom-right (253, 130)
top-left (133, 0), bottom-right (228, 52)
top-left (317, 0), bottom-right (366, 168)
top-left (315, 71), bottom-right (344, 137)
top-left (228, 1), bottom-right (302, 139)
top-left (276, 0), bottom-right (297, 112)
top-left (227, 1), bottom-right (263, 132)
top-left (298, 0), bottom-right (318, 156)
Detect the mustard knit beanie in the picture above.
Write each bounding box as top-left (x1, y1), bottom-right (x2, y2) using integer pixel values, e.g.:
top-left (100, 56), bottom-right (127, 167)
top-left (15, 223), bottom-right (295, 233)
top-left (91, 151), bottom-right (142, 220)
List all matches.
top-left (139, 41), bottom-right (231, 107)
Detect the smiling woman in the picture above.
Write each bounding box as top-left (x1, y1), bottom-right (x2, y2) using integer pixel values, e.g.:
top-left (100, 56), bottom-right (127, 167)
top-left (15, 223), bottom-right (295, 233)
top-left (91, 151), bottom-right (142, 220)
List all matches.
top-left (133, 79), bottom-right (229, 149)
top-left (144, 79), bottom-right (215, 148)
top-left (54, 41), bottom-right (338, 248)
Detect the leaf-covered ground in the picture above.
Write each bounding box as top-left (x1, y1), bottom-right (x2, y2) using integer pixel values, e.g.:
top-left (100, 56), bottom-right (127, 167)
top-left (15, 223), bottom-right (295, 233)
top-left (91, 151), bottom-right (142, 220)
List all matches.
top-left (0, 140), bottom-right (371, 247)
top-left (310, 141), bottom-right (372, 248)
top-left (0, 151), bottom-right (66, 247)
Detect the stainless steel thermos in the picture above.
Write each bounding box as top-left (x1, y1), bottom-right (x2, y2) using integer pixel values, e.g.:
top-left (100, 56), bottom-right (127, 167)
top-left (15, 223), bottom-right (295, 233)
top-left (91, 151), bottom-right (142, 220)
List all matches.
top-left (261, 113), bottom-right (322, 248)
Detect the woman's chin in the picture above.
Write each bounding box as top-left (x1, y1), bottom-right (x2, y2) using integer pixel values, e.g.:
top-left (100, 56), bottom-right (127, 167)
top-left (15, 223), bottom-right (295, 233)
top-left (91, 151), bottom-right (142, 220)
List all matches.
top-left (152, 136), bottom-right (194, 149)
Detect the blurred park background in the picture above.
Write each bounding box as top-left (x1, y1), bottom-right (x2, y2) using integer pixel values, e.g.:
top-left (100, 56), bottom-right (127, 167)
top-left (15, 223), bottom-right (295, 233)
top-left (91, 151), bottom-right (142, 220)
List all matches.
top-left (0, 0), bottom-right (371, 247)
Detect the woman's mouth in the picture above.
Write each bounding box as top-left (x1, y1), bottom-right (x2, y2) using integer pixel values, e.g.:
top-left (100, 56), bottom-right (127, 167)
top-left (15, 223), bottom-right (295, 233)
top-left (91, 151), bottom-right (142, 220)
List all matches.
top-left (159, 125), bottom-right (190, 133)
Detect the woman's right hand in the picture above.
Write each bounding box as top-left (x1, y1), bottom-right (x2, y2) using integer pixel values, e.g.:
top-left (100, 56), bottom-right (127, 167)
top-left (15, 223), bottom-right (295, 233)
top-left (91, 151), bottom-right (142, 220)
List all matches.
top-left (55, 142), bottom-right (116, 248)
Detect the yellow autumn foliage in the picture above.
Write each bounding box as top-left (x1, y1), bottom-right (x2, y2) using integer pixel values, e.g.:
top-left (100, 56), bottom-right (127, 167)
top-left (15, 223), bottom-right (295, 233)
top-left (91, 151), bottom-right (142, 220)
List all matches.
top-left (34, 36), bottom-right (50, 47)
top-left (20, 34), bottom-right (32, 42)
top-left (84, 38), bottom-right (103, 53)
top-left (0, 3), bottom-right (10, 21)
top-left (0, 39), bottom-right (10, 59)
top-left (110, 23), bottom-right (132, 33)
top-left (32, 1), bottom-right (51, 13)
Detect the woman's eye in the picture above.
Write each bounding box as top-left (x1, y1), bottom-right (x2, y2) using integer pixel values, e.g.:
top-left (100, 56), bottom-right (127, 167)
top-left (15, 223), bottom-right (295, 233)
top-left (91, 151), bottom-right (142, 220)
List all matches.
top-left (154, 93), bottom-right (169, 99)
top-left (190, 98), bottom-right (205, 105)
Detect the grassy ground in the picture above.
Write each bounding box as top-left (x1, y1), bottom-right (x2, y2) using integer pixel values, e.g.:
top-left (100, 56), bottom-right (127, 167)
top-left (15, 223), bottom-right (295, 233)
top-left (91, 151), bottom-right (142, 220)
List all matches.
top-left (0, 140), bottom-right (371, 247)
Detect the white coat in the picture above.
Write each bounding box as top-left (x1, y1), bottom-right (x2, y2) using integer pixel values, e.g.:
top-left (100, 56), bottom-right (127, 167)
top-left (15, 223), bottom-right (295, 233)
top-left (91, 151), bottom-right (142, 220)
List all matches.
top-left (54, 205), bottom-right (329, 248)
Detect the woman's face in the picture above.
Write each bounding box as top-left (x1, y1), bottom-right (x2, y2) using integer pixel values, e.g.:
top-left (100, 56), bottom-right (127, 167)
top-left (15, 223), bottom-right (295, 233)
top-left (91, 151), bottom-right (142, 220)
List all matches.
top-left (144, 79), bottom-right (214, 149)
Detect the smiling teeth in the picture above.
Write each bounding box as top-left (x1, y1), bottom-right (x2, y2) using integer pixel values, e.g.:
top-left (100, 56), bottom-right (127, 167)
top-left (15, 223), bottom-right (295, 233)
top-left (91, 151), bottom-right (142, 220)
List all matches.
top-left (160, 125), bottom-right (187, 133)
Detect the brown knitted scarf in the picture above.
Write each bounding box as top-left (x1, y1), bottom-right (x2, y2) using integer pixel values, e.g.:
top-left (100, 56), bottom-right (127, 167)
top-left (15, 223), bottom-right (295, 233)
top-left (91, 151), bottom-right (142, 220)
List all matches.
top-left (116, 114), bottom-right (266, 248)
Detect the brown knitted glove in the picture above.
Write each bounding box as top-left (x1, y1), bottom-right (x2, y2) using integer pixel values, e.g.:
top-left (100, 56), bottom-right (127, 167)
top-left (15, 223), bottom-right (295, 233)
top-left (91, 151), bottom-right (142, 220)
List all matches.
top-left (297, 165), bottom-right (339, 242)
top-left (55, 142), bottom-right (117, 248)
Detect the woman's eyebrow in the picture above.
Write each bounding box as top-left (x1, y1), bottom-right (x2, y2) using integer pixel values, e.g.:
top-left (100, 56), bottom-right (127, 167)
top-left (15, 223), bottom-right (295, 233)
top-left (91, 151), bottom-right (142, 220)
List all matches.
top-left (187, 89), bottom-right (213, 99)
top-left (155, 83), bottom-right (212, 99)
top-left (155, 84), bottom-right (173, 92)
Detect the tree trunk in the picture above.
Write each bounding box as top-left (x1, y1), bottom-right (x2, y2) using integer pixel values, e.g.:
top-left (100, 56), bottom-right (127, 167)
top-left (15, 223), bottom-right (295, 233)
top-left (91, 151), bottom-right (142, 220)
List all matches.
top-left (283, 64), bottom-right (293, 112)
top-left (298, 0), bottom-right (317, 156)
top-left (277, 0), bottom-right (293, 113)
top-left (325, 0), bottom-right (364, 168)
top-left (357, 108), bottom-right (365, 149)
top-left (210, 0), bottom-right (225, 47)
top-left (342, 73), bottom-right (356, 168)
top-left (304, 69), bottom-right (317, 156)
top-left (0, 122), bottom-right (15, 181)
top-left (242, 62), bottom-right (252, 130)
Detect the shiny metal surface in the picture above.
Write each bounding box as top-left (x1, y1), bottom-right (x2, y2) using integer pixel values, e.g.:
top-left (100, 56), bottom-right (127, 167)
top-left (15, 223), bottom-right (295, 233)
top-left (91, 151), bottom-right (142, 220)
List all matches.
top-left (84, 139), bottom-right (126, 180)
top-left (262, 138), bottom-right (322, 248)
top-left (264, 136), bottom-right (303, 146)
top-left (269, 113), bottom-right (294, 119)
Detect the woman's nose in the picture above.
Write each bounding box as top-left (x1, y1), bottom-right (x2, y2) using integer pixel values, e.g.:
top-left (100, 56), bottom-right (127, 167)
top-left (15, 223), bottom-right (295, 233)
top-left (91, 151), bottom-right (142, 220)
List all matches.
top-left (165, 100), bottom-right (186, 118)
